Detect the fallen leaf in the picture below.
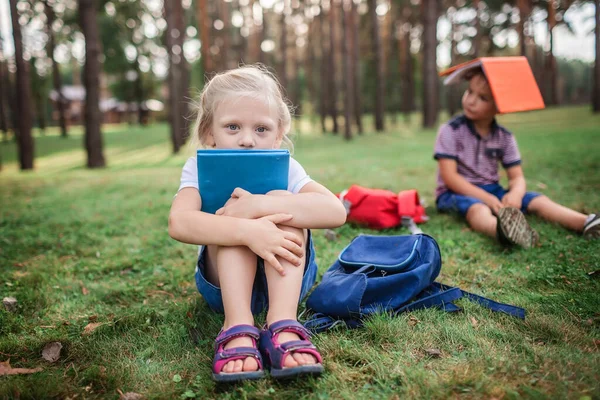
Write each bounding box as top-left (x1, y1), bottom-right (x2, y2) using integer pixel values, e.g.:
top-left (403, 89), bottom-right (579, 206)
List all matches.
top-left (470, 316), bottom-right (479, 328)
top-left (88, 315), bottom-right (98, 323)
top-left (324, 229), bottom-right (338, 242)
top-left (408, 315), bottom-right (420, 327)
top-left (82, 322), bottom-right (103, 335)
top-left (425, 348), bottom-right (442, 358)
top-left (117, 389), bottom-right (143, 400)
top-left (0, 360), bottom-right (42, 376)
top-left (42, 342), bottom-right (63, 363)
top-left (81, 286), bottom-right (89, 296)
top-left (2, 297), bottom-right (17, 312)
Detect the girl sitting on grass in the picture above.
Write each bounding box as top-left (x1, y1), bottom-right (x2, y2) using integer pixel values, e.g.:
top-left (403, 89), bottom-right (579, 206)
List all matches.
top-left (168, 65), bottom-right (346, 382)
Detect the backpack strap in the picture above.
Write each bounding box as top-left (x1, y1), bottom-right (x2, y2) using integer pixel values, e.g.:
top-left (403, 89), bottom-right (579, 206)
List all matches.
top-left (393, 283), bottom-right (463, 314)
top-left (459, 289), bottom-right (526, 319)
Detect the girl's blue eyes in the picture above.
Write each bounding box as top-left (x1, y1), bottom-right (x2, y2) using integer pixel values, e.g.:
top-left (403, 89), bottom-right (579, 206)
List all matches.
top-left (225, 125), bottom-right (268, 133)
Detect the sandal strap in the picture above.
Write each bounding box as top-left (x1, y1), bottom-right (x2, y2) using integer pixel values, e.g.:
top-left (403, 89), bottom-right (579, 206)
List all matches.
top-left (279, 340), bottom-right (316, 352)
top-left (268, 319), bottom-right (312, 340)
top-left (215, 324), bottom-right (260, 347)
top-left (213, 346), bottom-right (263, 375)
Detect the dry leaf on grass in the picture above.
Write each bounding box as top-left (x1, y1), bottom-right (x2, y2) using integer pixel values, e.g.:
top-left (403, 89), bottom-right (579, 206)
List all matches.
top-left (42, 342), bottom-right (63, 363)
top-left (470, 316), bottom-right (479, 328)
top-left (117, 389), bottom-right (143, 400)
top-left (82, 322), bottom-right (103, 335)
top-left (424, 348), bottom-right (442, 358)
top-left (0, 360), bottom-right (42, 375)
top-left (2, 297), bottom-right (17, 312)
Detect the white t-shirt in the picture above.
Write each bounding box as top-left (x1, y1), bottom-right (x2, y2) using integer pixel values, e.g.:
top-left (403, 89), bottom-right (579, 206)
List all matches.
top-left (178, 156), bottom-right (313, 195)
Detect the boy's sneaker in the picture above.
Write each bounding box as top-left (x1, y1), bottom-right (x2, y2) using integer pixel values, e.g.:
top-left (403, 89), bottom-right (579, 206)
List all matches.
top-left (496, 207), bottom-right (539, 249)
top-left (583, 214), bottom-right (600, 238)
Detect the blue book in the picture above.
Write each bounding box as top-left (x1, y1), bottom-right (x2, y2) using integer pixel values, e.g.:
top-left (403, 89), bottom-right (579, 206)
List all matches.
top-left (197, 149), bottom-right (290, 214)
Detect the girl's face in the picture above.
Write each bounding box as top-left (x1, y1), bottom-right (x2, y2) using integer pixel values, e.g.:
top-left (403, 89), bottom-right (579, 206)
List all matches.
top-left (206, 96), bottom-right (283, 150)
top-left (462, 74), bottom-right (497, 122)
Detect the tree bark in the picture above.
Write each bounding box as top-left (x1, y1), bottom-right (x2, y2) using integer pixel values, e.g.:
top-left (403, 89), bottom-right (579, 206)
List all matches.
top-left (9, 0), bottom-right (34, 169)
top-left (197, 0), bottom-right (212, 77)
top-left (447, 8), bottom-right (458, 117)
top-left (0, 31), bottom-right (9, 138)
top-left (319, 9), bottom-right (328, 133)
top-left (165, 0), bottom-right (185, 153)
top-left (546, 0), bottom-right (558, 105)
top-left (328, 1), bottom-right (339, 134)
top-left (350, 0), bottom-right (363, 134)
top-left (79, 0), bottom-right (105, 168)
top-left (369, 0), bottom-right (384, 131)
top-left (594, 0), bottom-right (600, 112)
top-left (219, 1), bottom-right (231, 70)
top-left (422, 0), bottom-right (439, 128)
top-left (400, 5), bottom-right (415, 122)
top-left (279, 0), bottom-right (288, 92)
top-left (45, 1), bottom-right (68, 137)
top-left (517, 0), bottom-right (530, 57)
top-left (472, 0), bottom-right (481, 57)
top-left (341, 0), bottom-right (353, 140)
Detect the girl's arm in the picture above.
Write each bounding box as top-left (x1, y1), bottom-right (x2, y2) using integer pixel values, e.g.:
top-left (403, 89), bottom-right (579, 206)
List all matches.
top-left (439, 158), bottom-right (503, 213)
top-left (169, 188), bottom-right (305, 274)
top-left (216, 182), bottom-right (347, 229)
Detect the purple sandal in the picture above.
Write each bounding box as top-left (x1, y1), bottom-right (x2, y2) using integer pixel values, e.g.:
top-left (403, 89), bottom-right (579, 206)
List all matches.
top-left (259, 319), bottom-right (324, 379)
top-left (212, 324), bottom-right (265, 383)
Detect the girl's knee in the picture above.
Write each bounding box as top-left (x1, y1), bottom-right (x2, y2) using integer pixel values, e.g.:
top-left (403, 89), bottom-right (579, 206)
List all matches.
top-left (466, 203), bottom-right (492, 219)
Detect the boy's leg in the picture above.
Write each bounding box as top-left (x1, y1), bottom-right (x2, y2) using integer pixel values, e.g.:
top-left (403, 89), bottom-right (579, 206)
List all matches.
top-left (465, 203), bottom-right (498, 237)
top-left (527, 195), bottom-right (587, 232)
top-left (264, 226), bottom-right (317, 367)
top-left (205, 245), bottom-right (259, 373)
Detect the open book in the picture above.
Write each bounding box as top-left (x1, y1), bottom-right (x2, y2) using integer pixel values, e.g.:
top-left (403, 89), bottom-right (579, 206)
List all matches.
top-left (196, 149), bottom-right (290, 214)
top-left (439, 56), bottom-right (545, 114)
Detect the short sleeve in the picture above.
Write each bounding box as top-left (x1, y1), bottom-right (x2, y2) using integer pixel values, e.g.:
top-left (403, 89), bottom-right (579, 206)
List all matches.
top-left (433, 124), bottom-right (458, 161)
top-left (501, 133), bottom-right (522, 169)
top-left (288, 157), bottom-right (313, 194)
top-left (178, 157), bottom-right (199, 192)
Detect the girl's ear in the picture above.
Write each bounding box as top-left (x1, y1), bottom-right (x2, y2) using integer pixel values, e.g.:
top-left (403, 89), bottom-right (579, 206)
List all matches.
top-left (204, 131), bottom-right (216, 147)
top-left (273, 129), bottom-right (284, 149)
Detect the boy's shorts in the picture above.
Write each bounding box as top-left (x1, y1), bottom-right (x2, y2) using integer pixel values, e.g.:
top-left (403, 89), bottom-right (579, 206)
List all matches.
top-left (436, 183), bottom-right (541, 217)
top-left (194, 230), bottom-right (318, 315)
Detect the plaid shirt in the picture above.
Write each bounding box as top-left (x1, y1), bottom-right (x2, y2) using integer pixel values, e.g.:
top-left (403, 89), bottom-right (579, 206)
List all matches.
top-left (433, 115), bottom-right (521, 198)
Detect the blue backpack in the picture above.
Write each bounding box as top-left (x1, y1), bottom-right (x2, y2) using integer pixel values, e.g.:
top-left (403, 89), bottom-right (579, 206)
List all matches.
top-left (303, 234), bottom-right (525, 333)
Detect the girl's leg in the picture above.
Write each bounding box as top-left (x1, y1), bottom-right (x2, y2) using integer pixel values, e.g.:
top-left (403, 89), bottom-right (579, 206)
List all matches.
top-left (205, 245), bottom-right (258, 373)
top-left (527, 195), bottom-right (587, 232)
top-left (465, 203), bottom-right (497, 237)
top-left (264, 226), bottom-right (317, 367)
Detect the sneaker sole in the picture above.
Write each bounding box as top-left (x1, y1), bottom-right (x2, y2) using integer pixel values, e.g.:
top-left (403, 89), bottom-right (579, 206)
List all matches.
top-left (497, 207), bottom-right (538, 249)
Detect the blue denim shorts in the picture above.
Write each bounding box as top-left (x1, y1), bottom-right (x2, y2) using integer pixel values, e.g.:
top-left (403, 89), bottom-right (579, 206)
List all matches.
top-left (436, 183), bottom-right (541, 217)
top-left (194, 230), bottom-right (318, 315)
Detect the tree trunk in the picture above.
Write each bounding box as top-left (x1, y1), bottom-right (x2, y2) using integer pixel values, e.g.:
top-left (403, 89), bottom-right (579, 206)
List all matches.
top-left (319, 9), bottom-right (328, 133)
top-left (0, 34), bottom-right (9, 138)
top-left (594, 0), bottom-right (600, 112)
top-left (341, 0), bottom-right (353, 140)
top-left (400, 5), bottom-right (415, 122)
top-left (9, 0), bottom-right (34, 170)
top-left (447, 8), bottom-right (458, 117)
top-left (165, 0), bottom-right (185, 153)
top-left (328, 1), bottom-right (339, 134)
top-left (197, 0), bottom-right (212, 78)
top-left (45, 1), bottom-right (68, 137)
top-left (369, 0), bottom-right (384, 131)
top-left (422, 0), bottom-right (439, 128)
top-left (219, 1), bottom-right (231, 70)
top-left (79, 0), bottom-right (105, 168)
top-left (472, 0), bottom-right (481, 56)
top-left (350, 0), bottom-right (363, 134)
top-left (546, 0), bottom-right (558, 105)
top-left (517, 0), bottom-right (530, 57)
top-left (279, 1), bottom-right (288, 93)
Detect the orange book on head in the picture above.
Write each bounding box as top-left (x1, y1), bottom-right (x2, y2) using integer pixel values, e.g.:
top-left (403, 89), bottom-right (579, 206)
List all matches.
top-left (439, 56), bottom-right (545, 114)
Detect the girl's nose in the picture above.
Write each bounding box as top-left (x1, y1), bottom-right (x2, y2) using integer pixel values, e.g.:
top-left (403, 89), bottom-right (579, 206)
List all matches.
top-left (238, 130), bottom-right (255, 148)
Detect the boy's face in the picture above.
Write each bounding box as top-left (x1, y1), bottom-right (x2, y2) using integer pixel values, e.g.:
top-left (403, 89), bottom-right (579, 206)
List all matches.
top-left (205, 96), bottom-right (283, 150)
top-left (462, 74), bottom-right (497, 122)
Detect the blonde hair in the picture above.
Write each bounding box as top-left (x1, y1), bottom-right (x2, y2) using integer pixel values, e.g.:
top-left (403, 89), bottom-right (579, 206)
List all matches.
top-left (190, 64), bottom-right (294, 151)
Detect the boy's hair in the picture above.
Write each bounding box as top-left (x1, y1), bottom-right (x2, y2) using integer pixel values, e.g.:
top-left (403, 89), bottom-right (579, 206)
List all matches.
top-left (464, 66), bottom-right (487, 83)
top-left (190, 64), bottom-right (294, 151)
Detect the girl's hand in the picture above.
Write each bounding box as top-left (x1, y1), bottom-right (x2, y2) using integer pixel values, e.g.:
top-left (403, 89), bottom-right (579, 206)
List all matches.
top-left (216, 188), bottom-right (264, 219)
top-left (501, 191), bottom-right (523, 209)
top-left (243, 214), bottom-right (304, 276)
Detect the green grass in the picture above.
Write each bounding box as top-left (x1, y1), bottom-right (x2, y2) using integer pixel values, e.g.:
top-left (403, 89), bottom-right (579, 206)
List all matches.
top-left (1, 107), bottom-right (599, 399)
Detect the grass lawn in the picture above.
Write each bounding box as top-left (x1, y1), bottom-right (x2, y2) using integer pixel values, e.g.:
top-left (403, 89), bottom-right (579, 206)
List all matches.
top-left (1, 107), bottom-right (599, 399)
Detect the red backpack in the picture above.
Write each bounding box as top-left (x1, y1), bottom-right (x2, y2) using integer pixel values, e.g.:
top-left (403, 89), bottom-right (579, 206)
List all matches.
top-left (338, 185), bottom-right (428, 230)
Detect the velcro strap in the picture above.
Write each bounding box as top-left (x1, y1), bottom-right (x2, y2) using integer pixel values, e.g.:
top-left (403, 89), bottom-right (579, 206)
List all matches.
top-left (280, 340), bottom-right (315, 352)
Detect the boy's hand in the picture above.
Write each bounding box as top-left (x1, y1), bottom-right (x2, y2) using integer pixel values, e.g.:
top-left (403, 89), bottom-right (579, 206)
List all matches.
top-left (484, 195), bottom-right (503, 215)
top-left (242, 214), bottom-right (304, 276)
top-left (216, 188), bottom-right (264, 219)
top-left (501, 191), bottom-right (523, 209)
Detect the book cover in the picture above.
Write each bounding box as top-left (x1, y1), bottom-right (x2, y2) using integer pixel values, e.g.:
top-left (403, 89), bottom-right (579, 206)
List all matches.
top-left (439, 56), bottom-right (545, 114)
top-left (196, 149), bottom-right (290, 214)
